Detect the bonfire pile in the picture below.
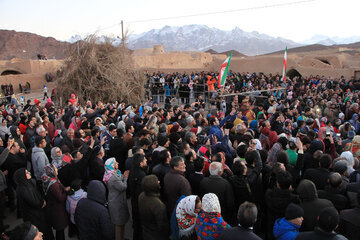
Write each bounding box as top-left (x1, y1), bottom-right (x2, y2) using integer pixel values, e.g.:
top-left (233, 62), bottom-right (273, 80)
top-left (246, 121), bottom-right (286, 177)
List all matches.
top-left (55, 35), bottom-right (145, 105)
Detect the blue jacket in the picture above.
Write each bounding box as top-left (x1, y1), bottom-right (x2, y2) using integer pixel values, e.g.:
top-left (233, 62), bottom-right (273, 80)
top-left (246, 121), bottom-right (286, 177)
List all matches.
top-left (209, 113), bottom-right (236, 141)
top-left (273, 217), bottom-right (300, 240)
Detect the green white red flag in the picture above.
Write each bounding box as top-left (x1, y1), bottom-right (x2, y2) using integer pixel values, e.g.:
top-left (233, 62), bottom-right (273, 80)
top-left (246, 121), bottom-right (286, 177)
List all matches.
top-left (218, 51), bottom-right (233, 88)
top-left (282, 46), bottom-right (287, 82)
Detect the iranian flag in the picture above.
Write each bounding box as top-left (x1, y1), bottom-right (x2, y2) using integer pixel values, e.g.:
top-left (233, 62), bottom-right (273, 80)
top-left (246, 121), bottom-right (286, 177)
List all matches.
top-left (218, 51), bottom-right (233, 88)
top-left (282, 46), bottom-right (287, 82)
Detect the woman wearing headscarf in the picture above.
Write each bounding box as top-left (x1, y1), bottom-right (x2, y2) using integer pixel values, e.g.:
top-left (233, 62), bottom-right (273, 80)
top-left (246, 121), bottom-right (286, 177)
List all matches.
top-left (14, 168), bottom-right (54, 240)
top-left (9, 125), bottom-right (26, 149)
top-left (103, 157), bottom-right (130, 240)
top-left (340, 151), bottom-right (355, 175)
top-left (174, 195), bottom-right (202, 240)
top-left (344, 135), bottom-right (360, 160)
top-left (249, 120), bottom-right (259, 138)
top-left (195, 193), bottom-right (230, 239)
top-left (42, 164), bottom-right (69, 240)
top-left (50, 147), bottom-right (68, 170)
top-left (0, 118), bottom-right (10, 140)
top-left (349, 113), bottom-right (360, 134)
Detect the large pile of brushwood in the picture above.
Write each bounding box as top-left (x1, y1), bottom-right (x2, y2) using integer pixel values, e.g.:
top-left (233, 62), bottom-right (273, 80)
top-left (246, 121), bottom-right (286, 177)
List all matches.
top-left (55, 35), bottom-right (145, 105)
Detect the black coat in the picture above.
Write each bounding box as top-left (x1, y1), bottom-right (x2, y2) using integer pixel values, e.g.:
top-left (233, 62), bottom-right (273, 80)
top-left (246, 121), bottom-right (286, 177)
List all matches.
top-left (152, 163), bottom-right (171, 200)
top-left (14, 168), bottom-right (54, 240)
top-left (58, 147), bottom-right (93, 187)
top-left (108, 137), bottom-right (128, 172)
top-left (265, 188), bottom-right (300, 239)
top-left (219, 226), bottom-right (262, 240)
top-left (303, 168), bottom-right (330, 190)
top-left (295, 227), bottom-right (348, 240)
top-left (75, 180), bottom-right (114, 240)
top-left (339, 208), bottom-right (360, 240)
top-left (3, 152), bottom-right (27, 186)
top-left (229, 152), bottom-right (262, 209)
top-left (138, 175), bottom-right (169, 240)
top-left (89, 157), bottom-right (105, 181)
top-left (297, 180), bottom-right (334, 232)
top-left (187, 172), bottom-right (204, 196)
top-left (199, 175), bottom-right (236, 225)
top-left (317, 186), bottom-right (350, 211)
top-left (164, 169), bottom-right (192, 215)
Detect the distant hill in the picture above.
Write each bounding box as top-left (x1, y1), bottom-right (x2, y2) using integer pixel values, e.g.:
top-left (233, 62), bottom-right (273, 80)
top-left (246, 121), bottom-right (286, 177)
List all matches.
top-left (0, 30), bottom-right (71, 60)
top-left (205, 49), bottom-right (246, 57)
top-left (265, 44), bottom-right (332, 55)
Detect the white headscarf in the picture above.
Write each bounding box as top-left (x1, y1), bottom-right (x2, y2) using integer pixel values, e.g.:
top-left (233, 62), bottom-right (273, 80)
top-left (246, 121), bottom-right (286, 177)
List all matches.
top-left (202, 193), bottom-right (221, 213)
top-left (340, 151), bottom-right (355, 174)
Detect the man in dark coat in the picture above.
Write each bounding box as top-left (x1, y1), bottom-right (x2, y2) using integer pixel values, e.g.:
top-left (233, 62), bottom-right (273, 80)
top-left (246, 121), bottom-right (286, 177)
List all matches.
top-left (187, 157), bottom-right (204, 196)
top-left (317, 172), bottom-right (349, 211)
top-left (89, 146), bottom-right (105, 181)
top-left (296, 207), bottom-right (347, 240)
top-left (339, 192), bottom-right (360, 240)
top-left (128, 153), bottom-right (148, 240)
top-left (265, 170), bottom-right (300, 239)
top-left (151, 149), bottom-right (171, 200)
top-left (296, 179), bottom-right (334, 232)
top-left (3, 141), bottom-right (27, 209)
top-left (199, 161), bottom-right (236, 225)
top-left (164, 156), bottom-right (191, 215)
top-left (229, 149), bottom-right (262, 210)
top-left (138, 175), bottom-right (169, 240)
top-left (303, 154), bottom-right (332, 190)
top-left (302, 140), bottom-right (324, 171)
top-left (219, 201), bottom-right (261, 240)
top-left (108, 128), bottom-right (128, 172)
top-left (75, 180), bottom-right (114, 240)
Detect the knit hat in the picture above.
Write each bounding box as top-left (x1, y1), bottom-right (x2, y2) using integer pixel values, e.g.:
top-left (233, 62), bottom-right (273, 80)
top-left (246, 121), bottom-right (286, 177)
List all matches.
top-left (285, 203), bottom-right (304, 220)
top-left (202, 193), bottom-right (221, 213)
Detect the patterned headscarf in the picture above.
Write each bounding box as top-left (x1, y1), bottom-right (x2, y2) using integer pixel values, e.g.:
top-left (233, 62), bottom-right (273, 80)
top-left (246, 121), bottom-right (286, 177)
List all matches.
top-left (103, 158), bottom-right (121, 183)
top-left (202, 193), bottom-right (221, 213)
top-left (176, 195), bottom-right (198, 237)
top-left (41, 164), bottom-right (57, 195)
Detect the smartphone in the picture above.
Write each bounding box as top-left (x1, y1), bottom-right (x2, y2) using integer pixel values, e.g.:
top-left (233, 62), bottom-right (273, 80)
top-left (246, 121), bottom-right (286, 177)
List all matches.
top-left (336, 133), bottom-right (341, 141)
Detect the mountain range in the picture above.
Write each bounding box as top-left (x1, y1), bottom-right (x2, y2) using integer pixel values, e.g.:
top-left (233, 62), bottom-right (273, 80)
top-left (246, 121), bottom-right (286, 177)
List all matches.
top-left (126, 25), bottom-right (300, 56)
top-left (1, 25), bottom-right (360, 60)
top-left (103, 24), bottom-right (360, 55)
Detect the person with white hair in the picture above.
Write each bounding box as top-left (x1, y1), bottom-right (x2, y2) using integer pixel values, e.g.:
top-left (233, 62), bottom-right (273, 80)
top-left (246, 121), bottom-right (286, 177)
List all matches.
top-left (199, 162), bottom-right (236, 225)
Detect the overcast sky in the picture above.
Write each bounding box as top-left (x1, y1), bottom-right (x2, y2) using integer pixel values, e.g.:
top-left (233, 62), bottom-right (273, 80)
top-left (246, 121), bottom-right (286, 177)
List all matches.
top-left (0, 0), bottom-right (358, 42)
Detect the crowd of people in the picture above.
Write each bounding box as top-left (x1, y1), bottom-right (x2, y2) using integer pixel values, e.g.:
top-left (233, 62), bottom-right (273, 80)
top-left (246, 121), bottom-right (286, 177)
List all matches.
top-left (1, 71), bottom-right (360, 240)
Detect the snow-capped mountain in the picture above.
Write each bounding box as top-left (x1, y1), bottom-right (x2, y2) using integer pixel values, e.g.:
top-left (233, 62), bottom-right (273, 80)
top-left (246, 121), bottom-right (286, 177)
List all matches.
top-left (126, 24), bottom-right (300, 56)
top-left (302, 35), bottom-right (360, 46)
top-left (68, 25), bottom-right (360, 55)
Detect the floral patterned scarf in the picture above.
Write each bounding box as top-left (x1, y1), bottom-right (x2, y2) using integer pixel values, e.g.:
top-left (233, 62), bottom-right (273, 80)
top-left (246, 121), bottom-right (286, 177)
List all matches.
top-left (176, 195), bottom-right (198, 237)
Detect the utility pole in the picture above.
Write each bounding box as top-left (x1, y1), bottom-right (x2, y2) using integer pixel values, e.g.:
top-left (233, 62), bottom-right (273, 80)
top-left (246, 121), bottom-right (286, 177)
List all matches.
top-left (121, 20), bottom-right (124, 47)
